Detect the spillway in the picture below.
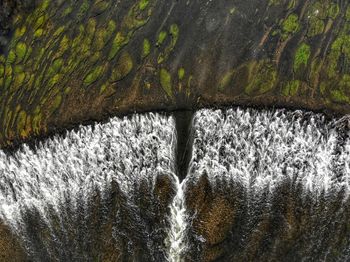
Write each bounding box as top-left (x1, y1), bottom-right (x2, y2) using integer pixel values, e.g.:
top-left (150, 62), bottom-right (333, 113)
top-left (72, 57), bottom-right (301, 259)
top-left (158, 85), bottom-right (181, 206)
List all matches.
top-left (0, 113), bottom-right (181, 261)
top-left (185, 108), bottom-right (350, 261)
top-left (1, 107), bottom-right (350, 261)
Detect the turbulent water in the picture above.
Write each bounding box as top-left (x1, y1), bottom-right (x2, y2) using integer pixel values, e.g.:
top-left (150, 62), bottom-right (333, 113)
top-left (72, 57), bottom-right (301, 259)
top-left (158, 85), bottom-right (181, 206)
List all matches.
top-left (0, 113), bottom-right (182, 261)
top-left (186, 108), bottom-right (350, 261)
top-left (1, 108), bottom-right (350, 261)
top-left (189, 108), bottom-right (350, 196)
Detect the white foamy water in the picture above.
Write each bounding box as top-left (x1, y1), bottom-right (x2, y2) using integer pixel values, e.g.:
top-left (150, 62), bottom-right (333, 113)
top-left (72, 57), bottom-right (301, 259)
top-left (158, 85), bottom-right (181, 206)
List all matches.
top-left (165, 175), bottom-right (188, 262)
top-left (0, 113), bottom-right (184, 260)
top-left (188, 108), bottom-right (350, 197)
top-left (2, 107), bottom-right (350, 260)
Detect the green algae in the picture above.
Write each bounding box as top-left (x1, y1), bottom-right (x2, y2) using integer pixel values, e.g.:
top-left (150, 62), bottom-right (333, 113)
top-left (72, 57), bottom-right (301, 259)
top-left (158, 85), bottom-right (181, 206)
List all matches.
top-left (13, 65), bottom-right (23, 74)
top-left (50, 94), bottom-right (62, 112)
top-left (307, 17), bottom-right (324, 37)
top-left (47, 59), bottom-right (64, 77)
top-left (13, 73), bottom-right (26, 91)
top-left (330, 89), bottom-right (349, 103)
top-left (34, 29), bottom-right (44, 38)
top-left (160, 68), bottom-right (172, 97)
top-left (0, 64), bottom-right (4, 76)
top-left (7, 51), bottom-right (16, 65)
top-left (58, 35), bottom-right (70, 56)
top-left (48, 74), bottom-right (61, 88)
top-left (87, 18), bottom-right (97, 38)
top-left (156, 31), bottom-right (167, 46)
top-left (282, 14), bottom-right (300, 39)
top-left (178, 68), bottom-right (185, 80)
top-left (15, 42), bottom-right (27, 63)
top-left (338, 74), bottom-right (350, 93)
top-left (53, 26), bottom-right (66, 37)
top-left (108, 33), bottom-right (127, 60)
top-left (77, 0), bottom-right (90, 20)
top-left (287, 0), bottom-right (297, 9)
top-left (294, 43), bottom-right (311, 73)
top-left (142, 39), bottom-right (151, 58)
top-left (269, 0), bottom-right (281, 6)
top-left (123, 1), bottom-right (151, 31)
top-left (170, 24), bottom-right (179, 40)
top-left (14, 26), bottom-right (26, 39)
top-left (93, 31), bottom-right (106, 51)
top-left (39, 0), bottom-right (50, 12)
top-left (93, 1), bottom-right (109, 13)
top-left (84, 66), bottom-right (104, 86)
top-left (245, 61), bottom-right (277, 95)
top-left (106, 20), bottom-right (117, 38)
top-left (16, 110), bottom-right (27, 137)
top-left (158, 24), bottom-right (179, 64)
top-left (218, 71), bottom-right (235, 91)
top-left (282, 80), bottom-right (300, 96)
top-left (328, 3), bottom-right (340, 19)
top-left (89, 52), bottom-right (101, 64)
top-left (110, 52), bottom-right (133, 82)
top-left (63, 6), bottom-right (73, 16)
top-left (34, 15), bottom-right (45, 30)
top-left (139, 0), bottom-right (149, 10)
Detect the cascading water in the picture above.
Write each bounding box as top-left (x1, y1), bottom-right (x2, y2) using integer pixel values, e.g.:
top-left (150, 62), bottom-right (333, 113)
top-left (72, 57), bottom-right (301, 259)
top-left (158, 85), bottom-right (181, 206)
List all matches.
top-left (165, 171), bottom-right (188, 262)
top-left (188, 108), bottom-right (350, 194)
top-left (2, 107), bottom-right (350, 261)
top-left (185, 108), bottom-right (350, 261)
top-left (0, 113), bottom-right (183, 261)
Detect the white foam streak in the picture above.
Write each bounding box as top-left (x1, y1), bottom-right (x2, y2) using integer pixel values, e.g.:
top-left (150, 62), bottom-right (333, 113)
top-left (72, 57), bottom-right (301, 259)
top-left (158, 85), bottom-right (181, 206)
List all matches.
top-left (165, 176), bottom-right (187, 262)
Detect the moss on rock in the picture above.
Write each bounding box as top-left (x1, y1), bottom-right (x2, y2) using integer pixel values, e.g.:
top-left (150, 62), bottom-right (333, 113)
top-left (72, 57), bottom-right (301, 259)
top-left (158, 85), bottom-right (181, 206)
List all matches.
top-left (160, 68), bottom-right (172, 97)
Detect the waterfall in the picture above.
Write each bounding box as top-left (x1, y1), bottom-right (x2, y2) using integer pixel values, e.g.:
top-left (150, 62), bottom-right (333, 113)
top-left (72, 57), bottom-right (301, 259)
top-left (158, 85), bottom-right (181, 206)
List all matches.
top-left (188, 108), bottom-right (350, 196)
top-left (1, 107), bottom-right (350, 261)
top-left (165, 175), bottom-right (188, 262)
top-left (185, 108), bottom-right (350, 261)
top-left (0, 113), bottom-right (181, 261)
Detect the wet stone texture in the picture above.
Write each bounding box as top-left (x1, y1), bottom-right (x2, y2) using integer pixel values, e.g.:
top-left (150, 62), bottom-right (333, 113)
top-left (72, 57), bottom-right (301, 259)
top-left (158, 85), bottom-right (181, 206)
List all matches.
top-left (1, 0), bottom-right (350, 147)
top-left (0, 223), bottom-right (28, 261)
top-left (184, 175), bottom-right (350, 262)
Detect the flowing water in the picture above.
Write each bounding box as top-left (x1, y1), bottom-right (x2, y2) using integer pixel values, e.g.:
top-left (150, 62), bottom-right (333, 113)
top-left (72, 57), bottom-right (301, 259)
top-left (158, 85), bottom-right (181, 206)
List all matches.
top-left (165, 174), bottom-right (188, 262)
top-left (186, 108), bottom-right (350, 261)
top-left (188, 108), bottom-right (350, 196)
top-left (1, 107), bottom-right (350, 261)
top-left (0, 113), bottom-right (181, 261)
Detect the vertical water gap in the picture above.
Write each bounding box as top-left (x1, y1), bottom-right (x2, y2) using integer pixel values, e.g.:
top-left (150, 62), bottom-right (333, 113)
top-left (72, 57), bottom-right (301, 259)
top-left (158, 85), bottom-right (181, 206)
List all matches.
top-left (164, 110), bottom-right (194, 261)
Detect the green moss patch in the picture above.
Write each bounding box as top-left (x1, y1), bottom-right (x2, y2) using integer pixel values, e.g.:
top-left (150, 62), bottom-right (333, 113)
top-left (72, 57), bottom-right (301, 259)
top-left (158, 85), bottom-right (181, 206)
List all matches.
top-left (108, 33), bottom-right (128, 60)
top-left (160, 68), bottom-right (172, 97)
top-left (84, 66), bottom-right (104, 86)
top-left (294, 43), bottom-right (311, 73)
top-left (110, 52), bottom-right (133, 82)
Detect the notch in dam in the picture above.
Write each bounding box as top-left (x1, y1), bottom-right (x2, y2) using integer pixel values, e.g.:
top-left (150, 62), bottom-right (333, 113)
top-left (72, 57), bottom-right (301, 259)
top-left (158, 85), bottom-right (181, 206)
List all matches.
top-left (173, 110), bottom-right (194, 181)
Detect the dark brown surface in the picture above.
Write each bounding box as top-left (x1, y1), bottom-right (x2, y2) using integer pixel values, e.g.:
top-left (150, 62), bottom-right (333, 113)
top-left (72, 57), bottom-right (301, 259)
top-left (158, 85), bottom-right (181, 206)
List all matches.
top-left (1, 0), bottom-right (350, 148)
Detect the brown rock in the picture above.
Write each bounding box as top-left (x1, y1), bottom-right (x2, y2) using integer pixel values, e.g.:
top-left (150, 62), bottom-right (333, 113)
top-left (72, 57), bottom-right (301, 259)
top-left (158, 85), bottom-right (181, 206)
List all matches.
top-left (0, 223), bottom-right (27, 261)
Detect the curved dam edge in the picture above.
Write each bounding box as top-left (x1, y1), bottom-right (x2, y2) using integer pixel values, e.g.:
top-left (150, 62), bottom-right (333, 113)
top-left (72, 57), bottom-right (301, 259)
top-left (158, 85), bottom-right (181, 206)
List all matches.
top-left (1, 0), bottom-right (350, 147)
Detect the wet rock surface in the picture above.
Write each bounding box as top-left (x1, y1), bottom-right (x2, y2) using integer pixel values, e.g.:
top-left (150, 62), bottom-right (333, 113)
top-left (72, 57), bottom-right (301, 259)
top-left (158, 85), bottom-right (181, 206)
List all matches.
top-left (0, 223), bottom-right (27, 261)
top-left (1, 0), bottom-right (350, 147)
top-left (184, 177), bottom-right (350, 261)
